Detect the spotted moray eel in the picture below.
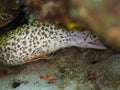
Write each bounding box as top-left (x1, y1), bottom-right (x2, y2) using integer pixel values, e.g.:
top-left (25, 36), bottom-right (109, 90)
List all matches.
top-left (0, 21), bottom-right (106, 66)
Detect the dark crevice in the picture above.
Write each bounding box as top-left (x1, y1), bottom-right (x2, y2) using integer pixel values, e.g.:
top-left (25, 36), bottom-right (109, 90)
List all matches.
top-left (12, 82), bottom-right (20, 88)
top-left (0, 6), bottom-right (27, 35)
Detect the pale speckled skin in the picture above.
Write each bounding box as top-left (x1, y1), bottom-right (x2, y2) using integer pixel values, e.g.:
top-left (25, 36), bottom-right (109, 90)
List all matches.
top-left (0, 21), bottom-right (106, 66)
